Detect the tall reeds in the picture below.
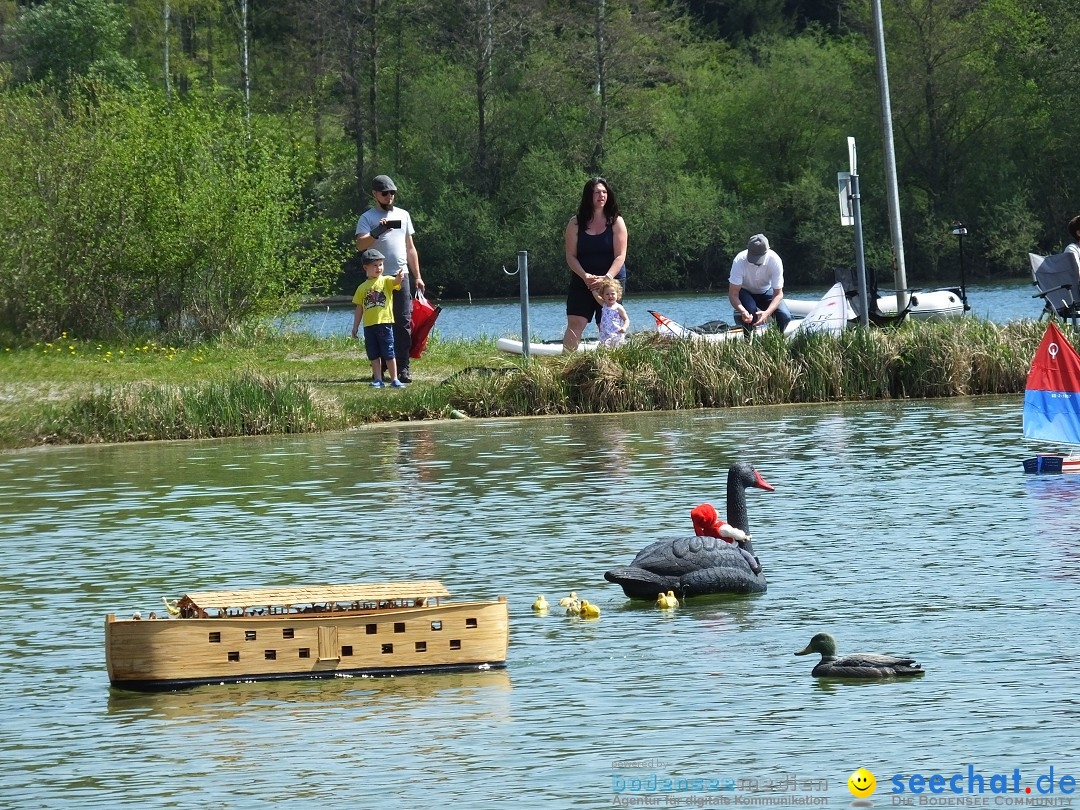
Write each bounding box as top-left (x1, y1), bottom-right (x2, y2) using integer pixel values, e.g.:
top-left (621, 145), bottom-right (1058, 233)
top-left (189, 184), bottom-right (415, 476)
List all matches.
top-left (9, 319), bottom-right (1051, 447)
top-left (445, 319), bottom-right (1045, 417)
top-left (40, 373), bottom-right (332, 444)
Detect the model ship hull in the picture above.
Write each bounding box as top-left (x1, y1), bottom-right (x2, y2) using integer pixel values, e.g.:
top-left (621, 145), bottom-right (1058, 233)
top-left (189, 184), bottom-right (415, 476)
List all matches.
top-left (107, 594), bottom-right (508, 691)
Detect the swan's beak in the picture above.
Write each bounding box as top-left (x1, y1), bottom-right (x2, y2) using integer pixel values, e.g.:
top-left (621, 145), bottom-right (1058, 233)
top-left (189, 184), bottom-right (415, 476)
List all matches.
top-left (753, 469), bottom-right (775, 492)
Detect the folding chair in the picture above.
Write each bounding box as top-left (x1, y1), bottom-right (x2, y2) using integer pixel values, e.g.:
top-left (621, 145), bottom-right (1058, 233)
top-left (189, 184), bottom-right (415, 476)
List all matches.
top-left (1030, 252), bottom-right (1080, 331)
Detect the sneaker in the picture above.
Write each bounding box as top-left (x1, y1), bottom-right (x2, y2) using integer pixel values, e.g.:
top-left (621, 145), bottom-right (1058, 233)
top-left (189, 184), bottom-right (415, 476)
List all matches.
top-left (390, 379), bottom-right (407, 388)
top-left (370, 380), bottom-right (384, 389)
top-left (398, 369), bottom-right (412, 383)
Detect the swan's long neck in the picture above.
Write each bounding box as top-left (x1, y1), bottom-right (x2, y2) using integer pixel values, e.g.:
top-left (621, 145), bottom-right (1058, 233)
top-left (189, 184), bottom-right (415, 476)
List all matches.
top-left (726, 471), bottom-right (749, 532)
top-left (726, 469), bottom-right (754, 555)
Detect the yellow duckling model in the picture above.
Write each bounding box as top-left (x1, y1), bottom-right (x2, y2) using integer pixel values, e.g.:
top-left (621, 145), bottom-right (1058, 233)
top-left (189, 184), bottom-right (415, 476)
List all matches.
top-left (162, 597), bottom-right (181, 617)
top-left (565, 598), bottom-right (582, 616)
top-left (579, 600), bottom-right (601, 619)
top-left (532, 595), bottom-right (549, 612)
top-left (558, 592), bottom-right (578, 608)
top-left (656, 591), bottom-right (679, 610)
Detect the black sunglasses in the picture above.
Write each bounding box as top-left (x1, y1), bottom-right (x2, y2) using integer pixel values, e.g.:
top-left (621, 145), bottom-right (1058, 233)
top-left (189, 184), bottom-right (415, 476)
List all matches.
top-left (378, 189), bottom-right (396, 196)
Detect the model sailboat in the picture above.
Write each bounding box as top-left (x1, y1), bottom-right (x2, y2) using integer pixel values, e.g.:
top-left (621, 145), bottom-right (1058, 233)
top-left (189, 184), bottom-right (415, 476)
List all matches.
top-left (1022, 321), bottom-right (1080, 473)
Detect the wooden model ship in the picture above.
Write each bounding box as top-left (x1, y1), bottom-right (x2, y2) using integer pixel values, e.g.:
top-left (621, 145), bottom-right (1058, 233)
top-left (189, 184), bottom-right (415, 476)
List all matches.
top-left (105, 581), bottom-right (509, 691)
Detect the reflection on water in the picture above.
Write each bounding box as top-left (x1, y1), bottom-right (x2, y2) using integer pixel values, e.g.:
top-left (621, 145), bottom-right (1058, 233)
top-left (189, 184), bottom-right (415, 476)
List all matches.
top-left (107, 669), bottom-right (513, 723)
top-left (1, 396), bottom-right (1078, 808)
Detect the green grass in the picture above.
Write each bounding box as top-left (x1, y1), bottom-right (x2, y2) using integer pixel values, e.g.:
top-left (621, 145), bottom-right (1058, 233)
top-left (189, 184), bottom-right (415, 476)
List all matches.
top-left (0, 318), bottom-right (1053, 449)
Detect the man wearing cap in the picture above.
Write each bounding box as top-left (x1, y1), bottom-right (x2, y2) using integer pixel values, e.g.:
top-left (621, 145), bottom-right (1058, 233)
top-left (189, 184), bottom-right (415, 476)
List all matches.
top-left (355, 174), bottom-right (425, 382)
top-left (728, 233), bottom-right (792, 335)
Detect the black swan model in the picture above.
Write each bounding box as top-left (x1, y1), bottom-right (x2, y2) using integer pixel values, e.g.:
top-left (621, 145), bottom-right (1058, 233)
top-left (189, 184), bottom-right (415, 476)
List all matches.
top-left (604, 463), bottom-right (774, 599)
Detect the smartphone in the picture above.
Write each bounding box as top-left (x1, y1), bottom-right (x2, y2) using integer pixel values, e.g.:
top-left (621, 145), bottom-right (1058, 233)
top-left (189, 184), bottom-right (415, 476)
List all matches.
top-left (385, 220), bottom-right (401, 229)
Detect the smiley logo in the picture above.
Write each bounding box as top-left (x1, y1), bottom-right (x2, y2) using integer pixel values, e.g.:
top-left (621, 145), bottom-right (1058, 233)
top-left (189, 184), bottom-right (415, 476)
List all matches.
top-left (847, 768), bottom-right (877, 798)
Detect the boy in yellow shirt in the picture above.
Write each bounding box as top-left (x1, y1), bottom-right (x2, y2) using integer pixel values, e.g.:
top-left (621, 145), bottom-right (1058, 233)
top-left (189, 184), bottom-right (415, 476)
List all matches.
top-left (350, 248), bottom-right (408, 388)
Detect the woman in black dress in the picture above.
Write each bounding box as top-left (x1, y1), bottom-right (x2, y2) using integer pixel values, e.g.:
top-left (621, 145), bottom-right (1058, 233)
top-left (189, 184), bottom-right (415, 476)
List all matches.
top-left (562, 177), bottom-right (628, 352)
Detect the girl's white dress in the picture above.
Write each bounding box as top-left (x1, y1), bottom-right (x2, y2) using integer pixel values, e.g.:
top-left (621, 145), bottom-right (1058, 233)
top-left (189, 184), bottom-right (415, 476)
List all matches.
top-left (599, 304), bottom-right (627, 347)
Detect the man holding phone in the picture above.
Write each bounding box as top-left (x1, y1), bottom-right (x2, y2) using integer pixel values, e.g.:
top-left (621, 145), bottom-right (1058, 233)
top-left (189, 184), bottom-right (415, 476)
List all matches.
top-left (355, 174), bottom-right (425, 382)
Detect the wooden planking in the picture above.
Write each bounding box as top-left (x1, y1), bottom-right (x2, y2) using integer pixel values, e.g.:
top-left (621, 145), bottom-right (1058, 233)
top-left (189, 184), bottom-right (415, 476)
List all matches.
top-left (180, 581), bottom-right (451, 611)
top-left (106, 599), bottom-right (508, 685)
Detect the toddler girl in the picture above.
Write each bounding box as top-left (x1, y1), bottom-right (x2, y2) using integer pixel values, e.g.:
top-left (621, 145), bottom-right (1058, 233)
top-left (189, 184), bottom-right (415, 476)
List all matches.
top-left (595, 278), bottom-right (629, 347)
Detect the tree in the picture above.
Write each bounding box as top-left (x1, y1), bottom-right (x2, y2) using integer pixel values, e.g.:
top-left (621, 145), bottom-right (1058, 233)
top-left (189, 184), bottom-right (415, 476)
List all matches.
top-left (845, 0), bottom-right (1053, 275)
top-left (0, 83), bottom-right (344, 338)
top-left (8, 0), bottom-right (140, 86)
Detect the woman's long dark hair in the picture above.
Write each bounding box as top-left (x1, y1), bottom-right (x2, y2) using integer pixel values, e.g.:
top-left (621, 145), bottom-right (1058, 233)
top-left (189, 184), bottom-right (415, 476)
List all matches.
top-left (576, 177), bottom-right (621, 231)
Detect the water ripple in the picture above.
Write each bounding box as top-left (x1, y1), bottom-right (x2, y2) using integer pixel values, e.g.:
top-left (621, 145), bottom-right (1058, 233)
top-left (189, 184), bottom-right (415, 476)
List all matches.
top-left (0, 396), bottom-right (1077, 807)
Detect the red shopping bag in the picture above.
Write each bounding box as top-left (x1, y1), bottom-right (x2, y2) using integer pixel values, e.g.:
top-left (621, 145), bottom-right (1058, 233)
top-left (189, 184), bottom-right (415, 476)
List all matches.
top-left (410, 289), bottom-right (440, 359)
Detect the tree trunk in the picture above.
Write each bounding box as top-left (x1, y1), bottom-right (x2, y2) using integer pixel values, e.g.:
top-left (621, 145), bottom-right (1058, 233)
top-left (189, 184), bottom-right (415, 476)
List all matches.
top-left (474, 0), bottom-right (493, 186)
top-left (368, 0), bottom-right (379, 158)
top-left (345, 5), bottom-right (367, 204)
top-left (590, 0), bottom-right (608, 175)
top-left (163, 2), bottom-right (172, 102)
top-left (240, 0), bottom-right (251, 128)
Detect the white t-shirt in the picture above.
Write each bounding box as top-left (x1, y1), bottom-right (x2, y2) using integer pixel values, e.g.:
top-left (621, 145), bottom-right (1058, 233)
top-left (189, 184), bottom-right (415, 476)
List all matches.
top-left (729, 249), bottom-right (784, 294)
top-left (356, 206), bottom-right (415, 275)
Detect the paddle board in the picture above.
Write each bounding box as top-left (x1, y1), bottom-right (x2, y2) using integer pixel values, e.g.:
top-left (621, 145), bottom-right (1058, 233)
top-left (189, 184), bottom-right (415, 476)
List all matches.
top-left (495, 338), bottom-right (597, 356)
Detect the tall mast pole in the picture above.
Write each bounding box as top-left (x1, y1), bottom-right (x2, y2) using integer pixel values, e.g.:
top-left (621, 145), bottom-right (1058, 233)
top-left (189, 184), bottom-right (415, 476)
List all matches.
top-left (871, 0), bottom-right (909, 312)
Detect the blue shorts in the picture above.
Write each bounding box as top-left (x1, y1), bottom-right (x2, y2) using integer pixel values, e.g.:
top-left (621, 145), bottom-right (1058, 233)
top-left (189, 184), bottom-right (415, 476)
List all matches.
top-left (363, 323), bottom-right (396, 361)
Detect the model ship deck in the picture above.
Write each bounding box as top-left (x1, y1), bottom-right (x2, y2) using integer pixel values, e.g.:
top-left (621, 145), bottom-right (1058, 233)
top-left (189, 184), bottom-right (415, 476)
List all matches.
top-left (106, 581), bottom-right (509, 691)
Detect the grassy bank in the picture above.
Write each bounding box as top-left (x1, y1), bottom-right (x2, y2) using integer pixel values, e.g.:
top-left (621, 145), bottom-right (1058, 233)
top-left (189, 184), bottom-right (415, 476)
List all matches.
top-left (0, 318), bottom-right (1047, 449)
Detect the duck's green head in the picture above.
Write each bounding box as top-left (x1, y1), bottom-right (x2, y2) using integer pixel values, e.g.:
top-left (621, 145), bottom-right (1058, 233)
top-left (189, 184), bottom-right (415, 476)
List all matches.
top-left (794, 632), bottom-right (837, 658)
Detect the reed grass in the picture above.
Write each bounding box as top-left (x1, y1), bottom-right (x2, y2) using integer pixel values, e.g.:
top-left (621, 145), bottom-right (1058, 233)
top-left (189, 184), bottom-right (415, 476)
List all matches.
top-left (38, 373), bottom-right (333, 444)
top-left (0, 317), bottom-right (1055, 448)
top-left (444, 318), bottom-right (1046, 417)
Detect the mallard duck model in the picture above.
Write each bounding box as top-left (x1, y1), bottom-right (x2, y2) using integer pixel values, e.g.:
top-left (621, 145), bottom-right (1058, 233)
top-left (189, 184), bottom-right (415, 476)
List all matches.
top-left (604, 463), bottom-right (774, 600)
top-left (794, 632), bottom-right (925, 678)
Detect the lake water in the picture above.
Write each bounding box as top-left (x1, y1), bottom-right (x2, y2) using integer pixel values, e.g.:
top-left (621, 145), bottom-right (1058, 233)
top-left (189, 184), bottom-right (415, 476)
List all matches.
top-left (287, 279), bottom-right (1041, 343)
top-left (1, 397), bottom-right (1077, 808)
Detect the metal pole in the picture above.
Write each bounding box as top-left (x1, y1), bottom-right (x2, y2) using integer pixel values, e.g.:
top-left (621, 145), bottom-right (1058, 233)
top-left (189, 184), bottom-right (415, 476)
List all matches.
top-left (870, 0), bottom-right (909, 313)
top-left (851, 173), bottom-right (869, 326)
top-left (518, 251), bottom-right (530, 359)
top-left (952, 223), bottom-right (970, 311)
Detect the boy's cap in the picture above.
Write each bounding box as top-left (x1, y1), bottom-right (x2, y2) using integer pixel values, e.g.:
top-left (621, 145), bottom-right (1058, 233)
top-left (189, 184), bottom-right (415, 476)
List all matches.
top-left (361, 248), bottom-right (385, 264)
top-left (372, 175), bottom-right (397, 192)
top-left (746, 234), bottom-right (769, 265)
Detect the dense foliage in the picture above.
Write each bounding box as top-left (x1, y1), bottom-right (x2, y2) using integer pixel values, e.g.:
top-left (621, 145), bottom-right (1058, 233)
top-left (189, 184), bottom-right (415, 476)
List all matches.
top-left (1, 0), bottom-right (1078, 338)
